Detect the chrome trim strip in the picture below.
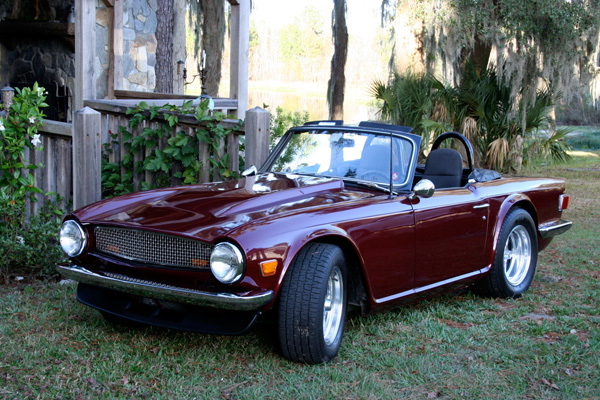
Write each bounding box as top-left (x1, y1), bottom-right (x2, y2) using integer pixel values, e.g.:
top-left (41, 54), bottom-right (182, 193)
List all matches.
top-left (473, 203), bottom-right (490, 209)
top-left (538, 219), bottom-right (573, 238)
top-left (57, 264), bottom-right (273, 311)
top-left (374, 267), bottom-right (489, 304)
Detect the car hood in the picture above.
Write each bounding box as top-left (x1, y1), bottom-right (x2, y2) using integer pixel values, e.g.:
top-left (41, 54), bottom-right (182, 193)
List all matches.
top-left (73, 173), bottom-right (373, 242)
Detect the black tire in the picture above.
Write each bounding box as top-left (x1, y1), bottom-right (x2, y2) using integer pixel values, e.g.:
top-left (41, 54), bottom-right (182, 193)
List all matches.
top-left (278, 243), bottom-right (348, 364)
top-left (473, 208), bottom-right (538, 298)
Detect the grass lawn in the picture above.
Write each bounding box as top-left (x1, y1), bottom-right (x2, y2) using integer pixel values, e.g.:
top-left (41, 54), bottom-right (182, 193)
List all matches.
top-left (1, 152), bottom-right (599, 399)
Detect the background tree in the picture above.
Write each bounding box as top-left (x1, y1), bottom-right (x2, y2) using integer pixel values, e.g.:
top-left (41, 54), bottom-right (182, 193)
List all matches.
top-left (186, 0), bottom-right (226, 96)
top-left (155, 0), bottom-right (175, 93)
top-left (279, 7), bottom-right (329, 82)
top-left (384, 0), bottom-right (600, 108)
top-left (327, 0), bottom-right (348, 120)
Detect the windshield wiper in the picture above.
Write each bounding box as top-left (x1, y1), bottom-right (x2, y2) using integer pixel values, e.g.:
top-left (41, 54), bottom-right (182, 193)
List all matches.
top-left (342, 178), bottom-right (395, 194)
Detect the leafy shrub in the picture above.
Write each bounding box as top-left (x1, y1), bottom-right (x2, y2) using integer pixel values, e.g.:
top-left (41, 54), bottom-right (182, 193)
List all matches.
top-left (565, 130), bottom-right (600, 150)
top-left (0, 200), bottom-right (65, 282)
top-left (102, 100), bottom-right (243, 197)
top-left (269, 106), bottom-right (310, 149)
top-left (371, 64), bottom-right (571, 172)
top-left (0, 83), bottom-right (65, 282)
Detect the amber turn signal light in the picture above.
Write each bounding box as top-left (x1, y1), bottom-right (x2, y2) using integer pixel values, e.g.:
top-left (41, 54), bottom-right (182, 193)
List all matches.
top-left (559, 194), bottom-right (570, 211)
top-left (260, 260), bottom-right (278, 277)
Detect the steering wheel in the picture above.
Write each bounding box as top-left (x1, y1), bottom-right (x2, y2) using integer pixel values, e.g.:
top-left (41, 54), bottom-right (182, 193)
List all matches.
top-left (431, 132), bottom-right (475, 176)
top-left (358, 170), bottom-right (389, 183)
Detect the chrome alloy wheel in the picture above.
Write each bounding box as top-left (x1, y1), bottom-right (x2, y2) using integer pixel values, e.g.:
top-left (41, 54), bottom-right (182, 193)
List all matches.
top-left (503, 225), bottom-right (532, 286)
top-left (323, 265), bottom-right (344, 345)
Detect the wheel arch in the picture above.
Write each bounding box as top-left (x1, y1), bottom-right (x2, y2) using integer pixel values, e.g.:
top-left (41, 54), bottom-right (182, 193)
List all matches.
top-left (489, 194), bottom-right (539, 266)
top-left (278, 233), bottom-right (371, 315)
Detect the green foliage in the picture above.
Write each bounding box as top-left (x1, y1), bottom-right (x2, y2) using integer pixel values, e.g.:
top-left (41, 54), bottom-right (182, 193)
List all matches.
top-left (0, 83), bottom-right (47, 209)
top-left (450, 0), bottom-right (599, 57)
top-left (267, 107), bottom-right (312, 171)
top-left (372, 65), bottom-right (571, 172)
top-left (393, 0), bottom-right (600, 118)
top-left (279, 6), bottom-right (329, 79)
top-left (269, 106), bottom-right (310, 149)
top-left (0, 83), bottom-right (65, 281)
top-left (564, 129), bottom-right (600, 151)
top-left (370, 71), bottom-right (445, 148)
top-left (0, 199), bottom-right (65, 282)
top-left (101, 100), bottom-right (243, 197)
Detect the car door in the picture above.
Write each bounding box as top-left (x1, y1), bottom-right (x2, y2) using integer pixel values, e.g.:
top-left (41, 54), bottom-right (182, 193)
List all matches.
top-left (339, 194), bottom-right (416, 302)
top-left (410, 184), bottom-right (489, 288)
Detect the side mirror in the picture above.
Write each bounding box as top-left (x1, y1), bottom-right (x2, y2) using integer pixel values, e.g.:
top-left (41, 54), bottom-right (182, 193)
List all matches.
top-left (411, 179), bottom-right (435, 199)
top-left (242, 165), bottom-right (257, 177)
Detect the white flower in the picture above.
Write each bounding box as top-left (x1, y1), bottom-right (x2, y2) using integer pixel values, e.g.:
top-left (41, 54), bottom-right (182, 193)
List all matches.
top-left (29, 116), bottom-right (35, 124)
top-left (31, 134), bottom-right (42, 147)
top-left (0, 119), bottom-right (4, 131)
top-left (16, 236), bottom-right (25, 245)
top-left (37, 87), bottom-right (44, 96)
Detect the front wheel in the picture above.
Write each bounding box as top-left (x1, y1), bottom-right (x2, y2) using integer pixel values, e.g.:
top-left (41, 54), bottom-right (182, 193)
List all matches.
top-left (473, 208), bottom-right (538, 298)
top-left (278, 243), bottom-right (347, 364)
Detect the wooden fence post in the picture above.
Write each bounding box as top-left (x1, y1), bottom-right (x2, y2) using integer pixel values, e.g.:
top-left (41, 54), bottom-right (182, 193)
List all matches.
top-left (73, 107), bottom-right (102, 210)
top-left (244, 107), bottom-right (270, 169)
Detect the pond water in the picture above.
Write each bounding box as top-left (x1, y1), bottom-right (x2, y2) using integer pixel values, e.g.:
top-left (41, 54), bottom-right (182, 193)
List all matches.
top-left (248, 90), bottom-right (379, 123)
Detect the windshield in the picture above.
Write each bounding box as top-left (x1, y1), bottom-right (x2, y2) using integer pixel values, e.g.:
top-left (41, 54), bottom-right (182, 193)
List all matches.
top-left (268, 130), bottom-right (414, 187)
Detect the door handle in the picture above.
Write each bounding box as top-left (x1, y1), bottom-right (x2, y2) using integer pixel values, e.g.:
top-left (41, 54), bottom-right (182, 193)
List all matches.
top-left (473, 203), bottom-right (489, 209)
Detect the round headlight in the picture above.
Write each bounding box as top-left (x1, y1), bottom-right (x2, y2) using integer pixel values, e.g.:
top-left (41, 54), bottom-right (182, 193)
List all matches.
top-left (210, 242), bottom-right (245, 284)
top-left (60, 220), bottom-right (87, 257)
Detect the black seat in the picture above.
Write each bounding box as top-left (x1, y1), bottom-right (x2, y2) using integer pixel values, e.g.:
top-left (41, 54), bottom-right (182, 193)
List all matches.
top-left (422, 148), bottom-right (463, 188)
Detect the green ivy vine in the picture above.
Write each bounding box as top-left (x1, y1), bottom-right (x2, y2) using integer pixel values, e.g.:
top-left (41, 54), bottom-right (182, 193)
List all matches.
top-left (101, 99), bottom-right (243, 197)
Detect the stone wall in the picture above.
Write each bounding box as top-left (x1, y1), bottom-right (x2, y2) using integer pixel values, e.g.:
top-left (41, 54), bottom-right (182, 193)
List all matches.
top-left (0, 0), bottom-right (75, 121)
top-left (96, 0), bottom-right (158, 98)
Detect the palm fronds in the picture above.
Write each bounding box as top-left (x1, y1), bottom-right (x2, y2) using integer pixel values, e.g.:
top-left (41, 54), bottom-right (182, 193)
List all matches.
top-left (371, 62), bottom-right (571, 172)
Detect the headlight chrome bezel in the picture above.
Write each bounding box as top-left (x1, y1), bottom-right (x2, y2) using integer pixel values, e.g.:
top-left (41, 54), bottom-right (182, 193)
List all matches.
top-left (210, 242), bottom-right (245, 284)
top-left (60, 220), bottom-right (87, 257)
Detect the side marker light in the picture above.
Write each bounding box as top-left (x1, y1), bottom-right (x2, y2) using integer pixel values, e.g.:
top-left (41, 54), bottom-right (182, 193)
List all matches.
top-left (260, 260), bottom-right (278, 277)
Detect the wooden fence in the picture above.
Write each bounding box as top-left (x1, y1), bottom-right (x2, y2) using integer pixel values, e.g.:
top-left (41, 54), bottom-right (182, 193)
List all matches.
top-left (26, 120), bottom-right (73, 215)
top-left (32, 100), bottom-right (269, 213)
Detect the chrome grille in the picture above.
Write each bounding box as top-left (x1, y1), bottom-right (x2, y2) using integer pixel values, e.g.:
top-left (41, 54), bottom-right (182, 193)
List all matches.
top-left (94, 226), bottom-right (213, 269)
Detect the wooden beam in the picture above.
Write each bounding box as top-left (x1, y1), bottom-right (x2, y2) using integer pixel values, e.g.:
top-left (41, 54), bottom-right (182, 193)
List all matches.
top-left (74, 0), bottom-right (96, 110)
top-left (106, 4), bottom-right (115, 98)
top-left (40, 120), bottom-right (73, 138)
top-left (73, 107), bottom-right (102, 209)
top-left (101, 0), bottom-right (115, 6)
top-left (244, 107), bottom-right (270, 168)
top-left (85, 99), bottom-right (242, 131)
top-left (229, 0), bottom-right (249, 121)
top-left (113, 0), bottom-right (123, 93)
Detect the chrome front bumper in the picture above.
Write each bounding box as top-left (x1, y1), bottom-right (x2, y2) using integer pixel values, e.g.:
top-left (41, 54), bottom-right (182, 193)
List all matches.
top-left (538, 219), bottom-right (573, 239)
top-left (57, 264), bottom-right (274, 311)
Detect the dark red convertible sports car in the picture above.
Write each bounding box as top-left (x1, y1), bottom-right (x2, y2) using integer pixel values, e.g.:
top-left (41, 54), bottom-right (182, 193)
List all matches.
top-left (58, 121), bottom-right (572, 364)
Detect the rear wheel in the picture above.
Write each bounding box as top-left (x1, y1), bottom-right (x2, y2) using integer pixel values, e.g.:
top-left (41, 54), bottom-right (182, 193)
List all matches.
top-left (278, 243), bottom-right (347, 364)
top-left (473, 208), bottom-right (538, 298)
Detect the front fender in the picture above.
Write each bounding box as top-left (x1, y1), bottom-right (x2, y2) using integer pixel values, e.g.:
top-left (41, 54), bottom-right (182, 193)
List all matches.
top-left (233, 223), bottom-right (363, 311)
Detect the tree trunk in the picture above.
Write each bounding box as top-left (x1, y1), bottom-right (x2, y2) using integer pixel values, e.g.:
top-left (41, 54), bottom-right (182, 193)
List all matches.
top-left (471, 36), bottom-right (492, 76)
top-left (201, 0), bottom-right (226, 97)
top-left (155, 0), bottom-right (174, 93)
top-left (327, 0), bottom-right (348, 120)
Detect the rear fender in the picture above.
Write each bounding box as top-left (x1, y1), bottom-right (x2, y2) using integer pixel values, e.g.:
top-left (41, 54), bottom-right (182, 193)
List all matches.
top-left (487, 193), bottom-right (538, 268)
